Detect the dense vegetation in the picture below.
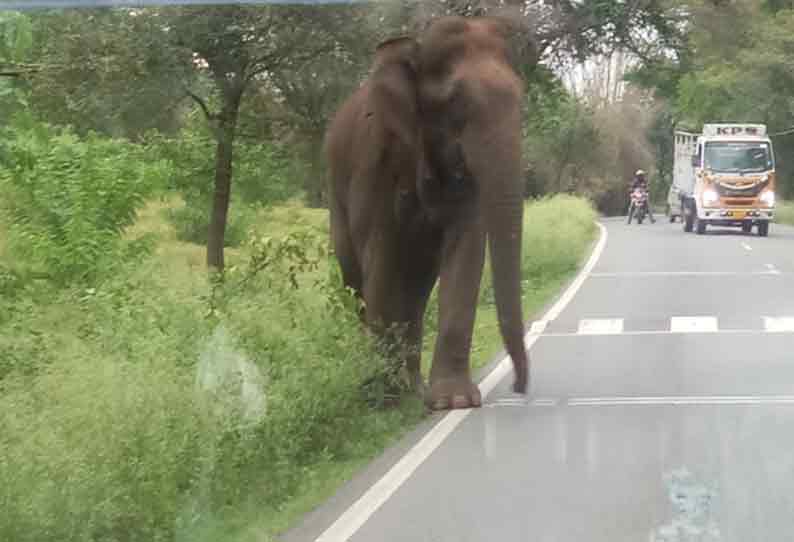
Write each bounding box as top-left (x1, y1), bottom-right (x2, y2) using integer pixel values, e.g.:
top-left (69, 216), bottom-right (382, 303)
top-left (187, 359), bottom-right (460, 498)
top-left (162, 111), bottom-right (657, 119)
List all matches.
top-left (1, 1), bottom-right (792, 540)
top-left (0, 127), bottom-right (597, 538)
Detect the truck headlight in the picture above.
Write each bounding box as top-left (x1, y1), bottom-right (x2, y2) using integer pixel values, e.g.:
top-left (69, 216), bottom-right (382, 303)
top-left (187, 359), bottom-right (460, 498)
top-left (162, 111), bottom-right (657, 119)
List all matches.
top-left (760, 190), bottom-right (775, 206)
top-left (702, 189), bottom-right (719, 206)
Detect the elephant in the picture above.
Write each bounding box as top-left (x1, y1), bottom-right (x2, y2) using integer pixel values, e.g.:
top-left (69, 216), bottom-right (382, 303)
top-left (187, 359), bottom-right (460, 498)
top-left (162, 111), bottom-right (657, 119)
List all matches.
top-left (323, 15), bottom-right (530, 411)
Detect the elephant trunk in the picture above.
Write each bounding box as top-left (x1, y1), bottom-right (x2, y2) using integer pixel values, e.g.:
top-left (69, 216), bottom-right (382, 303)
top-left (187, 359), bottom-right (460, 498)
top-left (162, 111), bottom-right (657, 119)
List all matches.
top-left (465, 121), bottom-right (529, 394)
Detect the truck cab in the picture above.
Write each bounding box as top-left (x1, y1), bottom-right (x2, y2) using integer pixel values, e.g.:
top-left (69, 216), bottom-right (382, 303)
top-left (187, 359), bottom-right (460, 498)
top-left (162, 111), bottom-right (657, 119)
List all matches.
top-left (675, 124), bottom-right (776, 236)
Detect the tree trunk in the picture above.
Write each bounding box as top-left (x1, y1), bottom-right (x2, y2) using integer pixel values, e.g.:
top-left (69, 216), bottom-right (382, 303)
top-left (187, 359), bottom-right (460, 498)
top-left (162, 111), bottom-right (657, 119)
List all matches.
top-left (303, 134), bottom-right (327, 208)
top-left (206, 89), bottom-right (242, 271)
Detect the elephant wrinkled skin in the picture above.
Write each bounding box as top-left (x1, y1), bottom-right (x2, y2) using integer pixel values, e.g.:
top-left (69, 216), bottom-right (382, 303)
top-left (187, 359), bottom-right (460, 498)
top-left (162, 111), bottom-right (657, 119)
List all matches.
top-left (323, 16), bottom-right (530, 411)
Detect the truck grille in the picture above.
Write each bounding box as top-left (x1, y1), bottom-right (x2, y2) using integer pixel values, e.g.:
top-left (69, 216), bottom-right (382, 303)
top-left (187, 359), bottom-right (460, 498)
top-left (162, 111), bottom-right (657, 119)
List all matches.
top-left (723, 197), bottom-right (755, 206)
top-left (714, 178), bottom-right (768, 197)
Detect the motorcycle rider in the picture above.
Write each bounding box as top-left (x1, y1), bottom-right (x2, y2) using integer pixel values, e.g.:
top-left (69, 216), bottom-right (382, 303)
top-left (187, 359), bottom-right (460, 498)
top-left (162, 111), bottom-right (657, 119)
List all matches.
top-left (627, 169), bottom-right (656, 224)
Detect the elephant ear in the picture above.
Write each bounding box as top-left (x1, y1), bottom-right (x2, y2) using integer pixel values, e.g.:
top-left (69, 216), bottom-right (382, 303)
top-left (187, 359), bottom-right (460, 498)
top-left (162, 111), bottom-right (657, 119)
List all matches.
top-left (373, 36), bottom-right (420, 74)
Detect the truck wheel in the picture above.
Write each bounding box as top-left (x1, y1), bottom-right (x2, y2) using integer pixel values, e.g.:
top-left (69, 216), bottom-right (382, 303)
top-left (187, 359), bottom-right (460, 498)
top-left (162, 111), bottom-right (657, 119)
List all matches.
top-left (683, 203), bottom-right (694, 233)
top-left (758, 221), bottom-right (769, 237)
top-left (696, 219), bottom-right (707, 235)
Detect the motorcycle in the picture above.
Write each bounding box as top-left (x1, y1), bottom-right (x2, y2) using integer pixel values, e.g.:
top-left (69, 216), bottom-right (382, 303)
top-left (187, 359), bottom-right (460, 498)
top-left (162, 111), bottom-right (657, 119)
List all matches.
top-left (628, 187), bottom-right (650, 224)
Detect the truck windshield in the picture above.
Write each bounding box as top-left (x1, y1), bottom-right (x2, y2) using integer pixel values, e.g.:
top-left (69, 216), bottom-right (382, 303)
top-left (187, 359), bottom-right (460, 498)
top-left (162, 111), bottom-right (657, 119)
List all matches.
top-left (704, 141), bottom-right (774, 173)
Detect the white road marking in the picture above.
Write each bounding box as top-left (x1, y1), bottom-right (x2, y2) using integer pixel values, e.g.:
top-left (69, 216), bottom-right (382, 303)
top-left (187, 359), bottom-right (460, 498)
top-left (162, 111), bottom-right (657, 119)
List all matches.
top-left (484, 398), bottom-right (529, 408)
top-left (590, 270), bottom-right (782, 277)
top-left (764, 317), bottom-right (794, 333)
top-left (766, 263), bottom-right (781, 275)
top-left (313, 222), bottom-right (609, 542)
top-left (567, 395), bottom-right (794, 406)
top-left (539, 328), bottom-right (789, 338)
top-left (741, 241), bottom-right (753, 251)
top-left (529, 320), bottom-right (548, 335)
top-left (670, 316), bottom-right (719, 333)
top-left (485, 396), bottom-right (794, 408)
top-left (577, 318), bottom-right (624, 335)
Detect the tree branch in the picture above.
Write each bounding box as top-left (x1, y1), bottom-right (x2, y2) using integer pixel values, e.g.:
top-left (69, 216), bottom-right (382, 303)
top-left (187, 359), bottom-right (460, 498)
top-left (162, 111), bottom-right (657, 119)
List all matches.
top-left (0, 63), bottom-right (43, 77)
top-left (184, 87), bottom-right (216, 121)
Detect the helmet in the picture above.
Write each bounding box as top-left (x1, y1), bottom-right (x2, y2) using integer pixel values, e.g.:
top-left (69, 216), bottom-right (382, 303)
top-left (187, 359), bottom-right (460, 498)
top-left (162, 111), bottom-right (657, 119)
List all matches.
top-left (635, 169), bottom-right (646, 177)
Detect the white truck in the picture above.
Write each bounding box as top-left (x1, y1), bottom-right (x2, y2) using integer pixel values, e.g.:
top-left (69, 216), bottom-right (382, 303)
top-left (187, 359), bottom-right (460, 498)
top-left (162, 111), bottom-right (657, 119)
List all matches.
top-left (668, 123), bottom-right (776, 236)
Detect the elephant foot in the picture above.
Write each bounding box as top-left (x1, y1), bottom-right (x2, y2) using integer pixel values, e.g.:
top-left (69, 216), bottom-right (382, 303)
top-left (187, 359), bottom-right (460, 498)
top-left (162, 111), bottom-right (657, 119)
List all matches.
top-left (427, 375), bottom-right (482, 411)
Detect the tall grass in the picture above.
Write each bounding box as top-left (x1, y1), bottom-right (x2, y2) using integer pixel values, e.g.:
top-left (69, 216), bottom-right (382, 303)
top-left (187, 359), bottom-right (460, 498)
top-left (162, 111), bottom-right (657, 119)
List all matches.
top-left (777, 200), bottom-right (794, 226)
top-left (0, 193), bottom-right (596, 542)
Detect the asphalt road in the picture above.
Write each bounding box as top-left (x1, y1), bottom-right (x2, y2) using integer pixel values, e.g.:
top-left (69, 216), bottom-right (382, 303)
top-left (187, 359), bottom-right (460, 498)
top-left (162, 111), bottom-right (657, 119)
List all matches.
top-left (285, 216), bottom-right (794, 542)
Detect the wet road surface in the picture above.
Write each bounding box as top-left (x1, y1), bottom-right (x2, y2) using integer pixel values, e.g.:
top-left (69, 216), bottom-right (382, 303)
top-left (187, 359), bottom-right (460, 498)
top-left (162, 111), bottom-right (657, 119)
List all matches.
top-left (285, 217), bottom-right (794, 542)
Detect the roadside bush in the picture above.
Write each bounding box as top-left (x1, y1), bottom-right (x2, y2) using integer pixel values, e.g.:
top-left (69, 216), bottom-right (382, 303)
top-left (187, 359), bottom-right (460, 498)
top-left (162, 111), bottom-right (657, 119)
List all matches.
top-left (0, 122), bottom-right (165, 285)
top-left (144, 121), bottom-right (300, 247)
top-left (165, 195), bottom-right (256, 248)
top-left (778, 201), bottom-right (794, 226)
top-left (0, 191), bottom-right (596, 542)
top-left (0, 219), bottom-right (410, 542)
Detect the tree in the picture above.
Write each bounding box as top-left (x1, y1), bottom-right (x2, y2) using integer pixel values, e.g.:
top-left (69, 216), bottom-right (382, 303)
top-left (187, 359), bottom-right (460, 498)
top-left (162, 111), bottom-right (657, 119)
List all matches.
top-left (627, 1), bottom-right (794, 197)
top-left (160, 5), bottom-right (366, 269)
top-left (21, 5), bottom-right (367, 270)
top-left (0, 11), bottom-right (34, 117)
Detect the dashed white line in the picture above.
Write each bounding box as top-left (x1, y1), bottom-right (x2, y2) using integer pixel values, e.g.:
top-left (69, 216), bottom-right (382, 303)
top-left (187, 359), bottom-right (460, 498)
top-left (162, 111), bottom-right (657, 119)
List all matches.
top-left (670, 316), bottom-right (719, 333)
top-left (485, 396), bottom-right (794, 407)
top-left (741, 241), bottom-right (753, 251)
top-left (531, 316), bottom-right (794, 337)
top-left (577, 318), bottom-right (624, 335)
top-left (590, 270), bottom-right (782, 277)
top-left (568, 396), bottom-right (794, 406)
top-left (764, 317), bottom-right (794, 333)
top-left (765, 263), bottom-right (781, 275)
top-left (538, 328), bottom-right (782, 338)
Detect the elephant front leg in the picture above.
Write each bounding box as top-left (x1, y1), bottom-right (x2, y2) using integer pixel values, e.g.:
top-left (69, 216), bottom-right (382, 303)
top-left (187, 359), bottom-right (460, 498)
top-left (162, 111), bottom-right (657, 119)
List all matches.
top-left (428, 215), bottom-right (486, 410)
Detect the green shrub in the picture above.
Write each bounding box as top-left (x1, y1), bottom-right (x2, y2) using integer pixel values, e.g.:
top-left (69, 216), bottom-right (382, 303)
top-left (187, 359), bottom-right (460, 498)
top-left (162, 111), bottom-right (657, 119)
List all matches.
top-left (0, 122), bottom-right (165, 285)
top-left (0, 221), bottom-right (411, 541)
top-left (165, 196), bottom-right (255, 248)
top-left (143, 121), bottom-right (301, 247)
top-left (0, 193), bottom-right (596, 542)
top-left (777, 201), bottom-right (794, 226)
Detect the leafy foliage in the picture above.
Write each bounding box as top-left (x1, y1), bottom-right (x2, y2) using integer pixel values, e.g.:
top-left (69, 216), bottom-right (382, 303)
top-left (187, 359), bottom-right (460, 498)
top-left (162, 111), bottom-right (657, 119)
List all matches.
top-left (143, 117), bottom-right (300, 247)
top-left (628, 1), bottom-right (794, 197)
top-left (0, 122), bottom-right (164, 285)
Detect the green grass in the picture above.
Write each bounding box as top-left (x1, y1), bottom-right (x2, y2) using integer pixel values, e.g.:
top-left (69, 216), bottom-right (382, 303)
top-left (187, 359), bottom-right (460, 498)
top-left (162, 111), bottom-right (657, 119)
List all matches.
top-left (0, 193), bottom-right (596, 542)
top-left (777, 200), bottom-right (794, 226)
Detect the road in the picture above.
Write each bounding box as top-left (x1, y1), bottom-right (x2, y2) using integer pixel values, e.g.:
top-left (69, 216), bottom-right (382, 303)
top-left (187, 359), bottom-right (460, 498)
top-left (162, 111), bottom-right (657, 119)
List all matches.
top-left (285, 217), bottom-right (794, 542)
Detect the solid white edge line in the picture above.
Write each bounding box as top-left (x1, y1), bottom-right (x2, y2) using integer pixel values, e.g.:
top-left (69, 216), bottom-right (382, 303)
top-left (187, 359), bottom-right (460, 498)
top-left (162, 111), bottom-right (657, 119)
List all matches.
top-left (313, 220), bottom-right (608, 542)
